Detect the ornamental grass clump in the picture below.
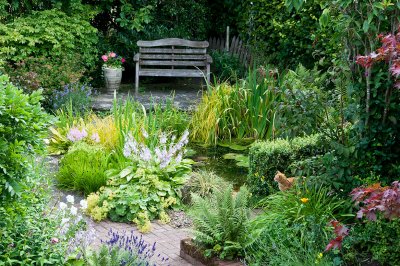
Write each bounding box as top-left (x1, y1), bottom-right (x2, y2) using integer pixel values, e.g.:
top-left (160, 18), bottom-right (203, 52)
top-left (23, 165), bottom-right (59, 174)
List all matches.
top-left (85, 128), bottom-right (192, 232)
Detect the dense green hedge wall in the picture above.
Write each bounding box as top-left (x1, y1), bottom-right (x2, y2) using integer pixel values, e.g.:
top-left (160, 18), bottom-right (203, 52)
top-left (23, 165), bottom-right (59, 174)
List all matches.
top-left (0, 9), bottom-right (98, 88)
top-left (247, 134), bottom-right (325, 196)
top-left (238, 0), bottom-right (326, 69)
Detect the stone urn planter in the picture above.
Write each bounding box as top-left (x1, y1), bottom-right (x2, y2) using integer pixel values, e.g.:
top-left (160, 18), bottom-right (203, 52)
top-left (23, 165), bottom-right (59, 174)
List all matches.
top-left (103, 67), bottom-right (123, 91)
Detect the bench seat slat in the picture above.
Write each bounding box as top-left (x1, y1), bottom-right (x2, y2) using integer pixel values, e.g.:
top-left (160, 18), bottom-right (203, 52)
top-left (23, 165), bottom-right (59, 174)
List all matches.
top-left (140, 54), bottom-right (206, 60)
top-left (139, 48), bottom-right (206, 54)
top-left (139, 69), bottom-right (206, 77)
top-left (140, 60), bottom-right (206, 66)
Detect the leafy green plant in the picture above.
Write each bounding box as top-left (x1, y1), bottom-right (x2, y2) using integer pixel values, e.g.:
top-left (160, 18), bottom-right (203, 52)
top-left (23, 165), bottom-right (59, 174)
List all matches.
top-left (210, 50), bottom-right (246, 83)
top-left (238, 0), bottom-right (327, 69)
top-left (342, 218), bottom-right (400, 266)
top-left (189, 185), bottom-right (251, 260)
top-left (51, 83), bottom-right (94, 115)
top-left (0, 9), bottom-right (98, 95)
top-left (56, 142), bottom-right (113, 195)
top-left (85, 129), bottom-right (192, 232)
top-left (245, 185), bottom-right (346, 265)
top-left (3, 55), bottom-right (85, 96)
top-left (0, 159), bottom-right (84, 265)
top-left (0, 9), bottom-right (98, 68)
top-left (0, 74), bottom-right (51, 198)
top-left (277, 64), bottom-right (332, 138)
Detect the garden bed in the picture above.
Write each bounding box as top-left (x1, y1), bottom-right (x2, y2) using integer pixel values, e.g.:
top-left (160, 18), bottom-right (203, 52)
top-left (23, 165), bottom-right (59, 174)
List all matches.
top-left (180, 238), bottom-right (244, 266)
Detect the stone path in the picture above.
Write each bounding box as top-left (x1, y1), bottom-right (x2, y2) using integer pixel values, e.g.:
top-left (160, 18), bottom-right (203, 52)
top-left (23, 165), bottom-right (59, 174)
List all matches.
top-left (93, 80), bottom-right (205, 112)
top-left (49, 156), bottom-right (194, 266)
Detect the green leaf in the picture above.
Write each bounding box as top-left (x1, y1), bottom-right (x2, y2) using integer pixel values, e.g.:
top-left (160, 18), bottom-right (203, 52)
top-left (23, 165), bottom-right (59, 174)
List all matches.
top-left (362, 20), bottom-right (370, 33)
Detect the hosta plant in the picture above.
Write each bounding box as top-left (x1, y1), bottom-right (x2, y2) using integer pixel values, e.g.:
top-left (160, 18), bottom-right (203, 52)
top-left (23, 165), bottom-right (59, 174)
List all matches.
top-left (85, 129), bottom-right (192, 232)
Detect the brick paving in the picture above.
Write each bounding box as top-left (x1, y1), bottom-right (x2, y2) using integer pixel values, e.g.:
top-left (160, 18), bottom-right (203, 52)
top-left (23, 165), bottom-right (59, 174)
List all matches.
top-left (87, 219), bottom-right (193, 266)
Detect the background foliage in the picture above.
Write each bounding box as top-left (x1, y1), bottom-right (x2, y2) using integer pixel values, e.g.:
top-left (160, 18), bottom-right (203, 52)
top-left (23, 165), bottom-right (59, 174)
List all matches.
top-left (0, 74), bottom-right (50, 199)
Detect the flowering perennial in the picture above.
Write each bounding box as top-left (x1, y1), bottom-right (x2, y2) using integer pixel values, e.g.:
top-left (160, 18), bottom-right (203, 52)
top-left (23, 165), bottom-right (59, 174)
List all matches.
top-left (123, 129), bottom-right (189, 169)
top-left (101, 51), bottom-right (125, 69)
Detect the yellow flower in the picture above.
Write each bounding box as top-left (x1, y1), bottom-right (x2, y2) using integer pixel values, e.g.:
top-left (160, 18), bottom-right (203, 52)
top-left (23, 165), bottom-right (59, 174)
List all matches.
top-left (300, 197), bottom-right (309, 203)
top-left (318, 253), bottom-right (323, 259)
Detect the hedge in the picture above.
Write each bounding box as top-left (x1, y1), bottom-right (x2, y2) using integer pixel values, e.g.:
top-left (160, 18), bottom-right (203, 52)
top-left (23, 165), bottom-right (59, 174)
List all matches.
top-left (247, 134), bottom-right (325, 196)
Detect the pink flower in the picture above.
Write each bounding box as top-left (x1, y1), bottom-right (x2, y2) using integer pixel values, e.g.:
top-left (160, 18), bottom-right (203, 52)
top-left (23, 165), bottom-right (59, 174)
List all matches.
top-left (109, 52), bottom-right (116, 58)
top-left (51, 237), bottom-right (59, 244)
top-left (101, 55), bottom-right (108, 62)
top-left (121, 58), bottom-right (126, 63)
top-left (67, 127), bottom-right (88, 142)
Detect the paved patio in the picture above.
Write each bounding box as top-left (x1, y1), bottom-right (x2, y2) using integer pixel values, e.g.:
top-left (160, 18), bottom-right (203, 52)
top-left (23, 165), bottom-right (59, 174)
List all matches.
top-left (93, 79), bottom-right (205, 112)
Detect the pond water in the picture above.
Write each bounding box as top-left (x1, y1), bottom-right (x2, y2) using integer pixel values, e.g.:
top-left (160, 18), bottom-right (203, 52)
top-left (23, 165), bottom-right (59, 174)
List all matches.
top-left (188, 144), bottom-right (249, 189)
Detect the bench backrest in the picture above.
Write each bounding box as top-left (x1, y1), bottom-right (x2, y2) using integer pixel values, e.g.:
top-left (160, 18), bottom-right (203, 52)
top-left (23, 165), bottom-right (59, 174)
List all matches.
top-left (137, 38), bottom-right (209, 69)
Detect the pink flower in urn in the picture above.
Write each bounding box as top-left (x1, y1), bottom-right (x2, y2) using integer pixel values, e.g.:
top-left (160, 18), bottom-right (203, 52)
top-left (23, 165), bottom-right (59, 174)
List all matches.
top-left (109, 52), bottom-right (116, 58)
top-left (121, 58), bottom-right (126, 63)
top-left (101, 55), bottom-right (108, 62)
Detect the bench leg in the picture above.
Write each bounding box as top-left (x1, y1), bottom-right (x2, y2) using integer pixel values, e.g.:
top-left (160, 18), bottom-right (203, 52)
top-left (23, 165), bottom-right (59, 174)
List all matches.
top-left (135, 62), bottom-right (139, 95)
top-left (206, 64), bottom-right (211, 85)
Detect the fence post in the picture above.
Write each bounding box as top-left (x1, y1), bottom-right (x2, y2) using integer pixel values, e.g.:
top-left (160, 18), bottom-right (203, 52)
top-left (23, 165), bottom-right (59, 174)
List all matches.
top-left (225, 26), bottom-right (230, 52)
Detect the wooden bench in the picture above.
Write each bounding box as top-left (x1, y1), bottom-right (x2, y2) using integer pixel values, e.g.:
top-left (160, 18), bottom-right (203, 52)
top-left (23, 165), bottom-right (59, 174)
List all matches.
top-left (133, 38), bottom-right (212, 94)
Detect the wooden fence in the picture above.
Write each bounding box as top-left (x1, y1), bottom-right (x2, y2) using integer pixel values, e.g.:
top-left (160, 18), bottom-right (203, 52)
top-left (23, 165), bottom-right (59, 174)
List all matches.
top-left (208, 36), bottom-right (253, 67)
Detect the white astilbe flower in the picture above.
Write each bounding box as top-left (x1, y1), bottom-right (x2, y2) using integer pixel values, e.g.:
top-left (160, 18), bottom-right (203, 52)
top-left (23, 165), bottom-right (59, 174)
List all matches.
top-left (70, 206), bottom-right (78, 216)
top-left (61, 218), bottom-right (70, 226)
top-left (66, 195), bottom-right (74, 204)
top-left (59, 202), bottom-right (67, 210)
top-left (80, 199), bottom-right (88, 210)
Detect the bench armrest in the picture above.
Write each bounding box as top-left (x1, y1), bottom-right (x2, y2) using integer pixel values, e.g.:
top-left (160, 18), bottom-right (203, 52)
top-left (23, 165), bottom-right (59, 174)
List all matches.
top-left (134, 53), bottom-right (140, 62)
top-left (206, 54), bottom-right (213, 64)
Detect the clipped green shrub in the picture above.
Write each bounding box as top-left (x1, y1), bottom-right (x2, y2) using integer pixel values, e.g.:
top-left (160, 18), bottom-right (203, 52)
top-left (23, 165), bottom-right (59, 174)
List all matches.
top-left (247, 134), bottom-right (325, 195)
top-left (56, 142), bottom-right (112, 195)
top-left (0, 74), bottom-right (50, 199)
